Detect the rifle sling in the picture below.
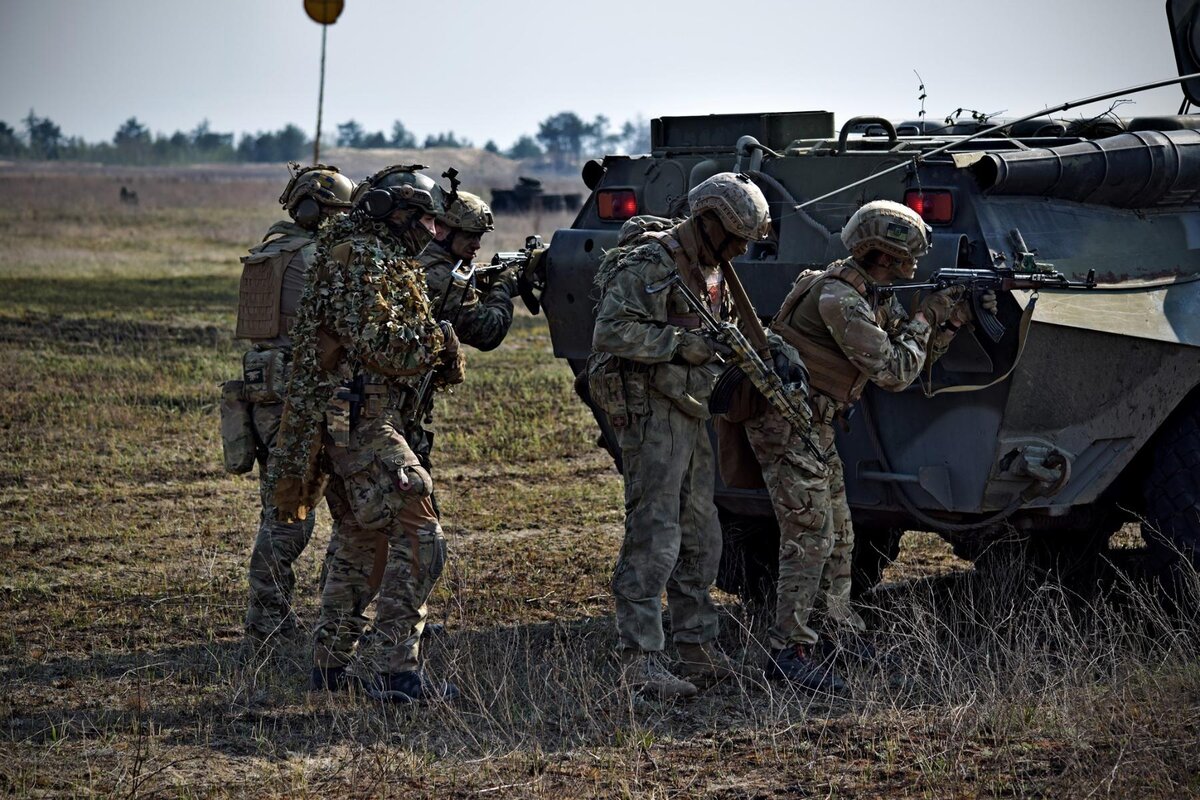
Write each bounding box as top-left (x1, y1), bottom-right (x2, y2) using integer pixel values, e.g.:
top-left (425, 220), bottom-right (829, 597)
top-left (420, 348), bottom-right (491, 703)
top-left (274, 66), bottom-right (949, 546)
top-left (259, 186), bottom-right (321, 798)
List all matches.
top-left (922, 294), bottom-right (1038, 397)
top-left (720, 260), bottom-right (771, 357)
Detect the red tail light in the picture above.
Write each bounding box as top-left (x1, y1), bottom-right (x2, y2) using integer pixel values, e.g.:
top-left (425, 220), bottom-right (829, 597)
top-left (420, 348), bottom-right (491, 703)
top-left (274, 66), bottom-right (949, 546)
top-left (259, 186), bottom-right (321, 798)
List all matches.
top-left (597, 189), bottom-right (638, 221)
top-left (904, 189), bottom-right (954, 224)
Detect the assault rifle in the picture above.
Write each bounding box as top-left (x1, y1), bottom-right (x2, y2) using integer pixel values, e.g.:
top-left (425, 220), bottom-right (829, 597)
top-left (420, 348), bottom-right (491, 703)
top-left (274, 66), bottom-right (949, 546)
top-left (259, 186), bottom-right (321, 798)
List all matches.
top-left (646, 271), bottom-right (826, 466)
top-left (889, 265), bottom-right (1096, 342)
top-left (486, 234), bottom-right (546, 314)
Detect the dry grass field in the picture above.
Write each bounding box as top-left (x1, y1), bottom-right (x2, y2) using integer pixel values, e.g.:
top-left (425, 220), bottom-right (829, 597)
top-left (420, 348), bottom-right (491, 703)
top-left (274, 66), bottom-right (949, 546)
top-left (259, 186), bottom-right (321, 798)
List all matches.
top-left (0, 161), bottom-right (1198, 798)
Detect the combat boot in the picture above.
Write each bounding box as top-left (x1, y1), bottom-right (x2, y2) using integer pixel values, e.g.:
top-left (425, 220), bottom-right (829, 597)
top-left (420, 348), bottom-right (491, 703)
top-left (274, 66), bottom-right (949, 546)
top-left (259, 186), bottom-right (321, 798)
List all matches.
top-left (364, 670), bottom-right (460, 704)
top-left (308, 665), bottom-right (350, 693)
top-left (676, 641), bottom-right (744, 688)
top-left (618, 649), bottom-right (698, 699)
top-left (768, 645), bottom-right (847, 695)
top-left (820, 633), bottom-right (877, 667)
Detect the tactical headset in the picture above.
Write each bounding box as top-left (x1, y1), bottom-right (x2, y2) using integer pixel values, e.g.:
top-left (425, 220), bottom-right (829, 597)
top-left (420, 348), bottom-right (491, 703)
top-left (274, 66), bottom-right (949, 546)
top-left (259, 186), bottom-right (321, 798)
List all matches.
top-left (359, 184), bottom-right (419, 220)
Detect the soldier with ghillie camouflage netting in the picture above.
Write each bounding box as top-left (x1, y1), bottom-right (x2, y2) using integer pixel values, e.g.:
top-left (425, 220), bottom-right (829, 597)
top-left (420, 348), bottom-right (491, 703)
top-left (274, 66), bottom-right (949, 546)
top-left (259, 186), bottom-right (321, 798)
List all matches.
top-left (270, 165), bottom-right (464, 703)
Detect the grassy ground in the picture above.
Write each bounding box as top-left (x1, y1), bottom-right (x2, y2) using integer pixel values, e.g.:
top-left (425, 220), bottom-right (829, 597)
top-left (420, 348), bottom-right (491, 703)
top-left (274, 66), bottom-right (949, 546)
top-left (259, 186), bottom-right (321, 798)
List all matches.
top-left (1, 165), bottom-right (1198, 798)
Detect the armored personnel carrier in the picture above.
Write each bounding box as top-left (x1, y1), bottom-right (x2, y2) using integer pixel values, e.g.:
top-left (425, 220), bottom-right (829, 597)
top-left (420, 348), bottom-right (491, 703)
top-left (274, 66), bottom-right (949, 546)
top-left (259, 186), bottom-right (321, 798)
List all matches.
top-left (490, 176), bottom-right (583, 214)
top-left (536, 1), bottom-right (1200, 601)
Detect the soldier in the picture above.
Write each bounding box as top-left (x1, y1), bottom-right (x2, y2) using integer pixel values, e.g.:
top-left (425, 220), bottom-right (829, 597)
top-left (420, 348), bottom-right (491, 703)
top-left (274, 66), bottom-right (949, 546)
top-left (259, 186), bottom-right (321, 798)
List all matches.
top-left (420, 191), bottom-right (517, 353)
top-left (590, 172), bottom-right (772, 698)
top-left (751, 199), bottom-right (987, 691)
top-left (271, 165), bottom-right (464, 702)
top-left (233, 163), bottom-right (355, 644)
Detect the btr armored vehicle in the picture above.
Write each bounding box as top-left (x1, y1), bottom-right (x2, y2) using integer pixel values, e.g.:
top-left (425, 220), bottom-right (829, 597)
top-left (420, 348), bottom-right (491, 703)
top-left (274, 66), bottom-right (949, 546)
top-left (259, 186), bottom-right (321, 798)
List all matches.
top-left (536, 1), bottom-right (1200, 600)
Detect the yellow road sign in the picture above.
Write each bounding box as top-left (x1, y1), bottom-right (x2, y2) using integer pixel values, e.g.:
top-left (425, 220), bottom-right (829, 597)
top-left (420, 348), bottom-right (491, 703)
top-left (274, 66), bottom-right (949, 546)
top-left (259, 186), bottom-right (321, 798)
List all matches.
top-left (304, 0), bottom-right (344, 25)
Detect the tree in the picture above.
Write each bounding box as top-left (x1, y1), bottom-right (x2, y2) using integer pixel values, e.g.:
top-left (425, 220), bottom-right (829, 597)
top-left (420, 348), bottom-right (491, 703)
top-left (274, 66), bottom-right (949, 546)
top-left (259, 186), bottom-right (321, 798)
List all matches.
top-left (620, 116), bottom-right (651, 155)
top-left (191, 119), bottom-right (233, 153)
top-left (423, 131), bottom-right (470, 149)
top-left (536, 111), bottom-right (590, 171)
top-left (336, 119), bottom-right (364, 148)
top-left (114, 117), bottom-right (151, 148)
top-left (237, 124), bottom-right (309, 162)
top-left (506, 134), bottom-right (542, 159)
top-left (360, 131), bottom-right (388, 148)
top-left (390, 120), bottom-right (416, 148)
top-left (483, 139), bottom-right (500, 154)
top-left (0, 121), bottom-right (23, 157)
top-left (24, 110), bottom-right (62, 159)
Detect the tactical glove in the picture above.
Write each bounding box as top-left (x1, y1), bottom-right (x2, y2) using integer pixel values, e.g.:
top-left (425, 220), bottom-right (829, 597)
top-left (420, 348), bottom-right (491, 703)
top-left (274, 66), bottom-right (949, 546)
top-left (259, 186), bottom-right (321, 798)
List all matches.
top-left (677, 332), bottom-right (718, 365)
top-left (438, 320), bottom-right (461, 362)
top-left (919, 285), bottom-right (967, 329)
top-left (771, 348), bottom-right (810, 395)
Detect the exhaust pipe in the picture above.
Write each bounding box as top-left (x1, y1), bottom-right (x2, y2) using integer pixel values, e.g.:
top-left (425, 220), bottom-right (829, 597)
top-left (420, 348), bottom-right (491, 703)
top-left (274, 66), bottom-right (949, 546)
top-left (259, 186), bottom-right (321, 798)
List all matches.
top-left (970, 129), bottom-right (1200, 208)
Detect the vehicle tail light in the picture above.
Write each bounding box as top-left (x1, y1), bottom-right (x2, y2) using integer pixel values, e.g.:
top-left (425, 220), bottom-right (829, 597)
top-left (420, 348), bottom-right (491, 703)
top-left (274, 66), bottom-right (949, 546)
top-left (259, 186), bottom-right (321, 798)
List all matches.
top-left (597, 189), bottom-right (638, 221)
top-left (904, 189), bottom-right (953, 224)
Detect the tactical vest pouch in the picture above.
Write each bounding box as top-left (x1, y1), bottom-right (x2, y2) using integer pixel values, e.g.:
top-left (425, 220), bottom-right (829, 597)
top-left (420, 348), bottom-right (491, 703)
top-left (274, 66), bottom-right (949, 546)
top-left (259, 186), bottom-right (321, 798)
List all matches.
top-left (236, 249), bottom-right (288, 340)
top-left (219, 380), bottom-right (256, 474)
top-left (242, 346), bottom-right (290, 404)
top-left (586, 351), bottom-right (629, 427)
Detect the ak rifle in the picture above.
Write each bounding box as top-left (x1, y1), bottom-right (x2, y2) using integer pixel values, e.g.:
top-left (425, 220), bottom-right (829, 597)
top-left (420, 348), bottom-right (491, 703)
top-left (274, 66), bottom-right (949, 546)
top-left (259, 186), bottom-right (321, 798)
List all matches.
top-left (889, 263), bottom-right (1096, 342)
top-left (646, 271), bottom-right (826, 466)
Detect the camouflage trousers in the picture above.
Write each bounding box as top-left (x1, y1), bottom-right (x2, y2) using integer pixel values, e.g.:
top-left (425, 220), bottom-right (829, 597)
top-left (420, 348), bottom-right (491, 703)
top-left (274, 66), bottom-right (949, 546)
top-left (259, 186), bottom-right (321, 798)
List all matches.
top-left (743, 402), bottom-right (865, 650)
top-left (612, 394), bottom-right (722, 652)
top-left (244, 401), bottom-right (317, 639)
top-left (314, 408), bottom-right (446, 675)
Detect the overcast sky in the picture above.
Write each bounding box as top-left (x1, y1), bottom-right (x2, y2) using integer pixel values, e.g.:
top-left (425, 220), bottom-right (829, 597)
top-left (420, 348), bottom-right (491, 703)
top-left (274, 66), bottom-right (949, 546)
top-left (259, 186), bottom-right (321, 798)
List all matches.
top-left (0, 0), bottom-right (1183, 148)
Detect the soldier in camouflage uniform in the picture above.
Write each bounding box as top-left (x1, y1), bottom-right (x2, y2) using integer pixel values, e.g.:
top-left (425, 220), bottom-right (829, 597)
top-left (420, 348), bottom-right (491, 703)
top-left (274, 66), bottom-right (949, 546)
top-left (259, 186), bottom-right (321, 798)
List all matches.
top-left (229, 164), bottom-right (355, 643)
top-left (271, 165), bottom-right (464, 703)
top-left (749, 199), bottom-right (990, 691)
top-left (591, 173), bottom-right (773, 698)
top-left (421, 191), bottom-right (516, 352)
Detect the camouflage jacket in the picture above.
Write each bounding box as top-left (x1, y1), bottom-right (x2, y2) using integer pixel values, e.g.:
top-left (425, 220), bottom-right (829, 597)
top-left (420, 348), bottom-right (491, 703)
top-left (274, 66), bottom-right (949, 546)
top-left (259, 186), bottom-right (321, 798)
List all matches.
top-left (591, 233), bottom-right (726, 413)
top-left (773, 258), bottom-right (944, 405)
top-left (269, 214), bottom-right (458, 519)
top-left (418, 240), bottom-right (516, 352)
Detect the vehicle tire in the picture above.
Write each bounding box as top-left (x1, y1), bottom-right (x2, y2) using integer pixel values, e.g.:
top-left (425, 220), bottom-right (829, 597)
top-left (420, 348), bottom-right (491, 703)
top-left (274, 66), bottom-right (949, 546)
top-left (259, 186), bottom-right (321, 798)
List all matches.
top-left (716, 510), bottom-right (779, 609)
top-left (1141, 403), bottom-right (1200, 587)
top-left (850, 526), bottom-right (903, 599)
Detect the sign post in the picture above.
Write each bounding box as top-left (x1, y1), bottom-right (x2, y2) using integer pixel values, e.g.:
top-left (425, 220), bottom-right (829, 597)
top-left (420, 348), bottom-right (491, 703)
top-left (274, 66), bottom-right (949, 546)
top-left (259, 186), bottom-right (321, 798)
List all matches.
top-left (304, 0), bottom-right (345, 164)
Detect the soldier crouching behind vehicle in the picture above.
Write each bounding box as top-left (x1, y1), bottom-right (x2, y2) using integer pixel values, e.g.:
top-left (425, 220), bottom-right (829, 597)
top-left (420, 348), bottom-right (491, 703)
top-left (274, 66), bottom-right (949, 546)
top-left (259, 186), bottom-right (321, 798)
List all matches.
top-left (747, 200), bottom-right (991, 692)
top-left (223, 163), bottom-right (354, 646)
top-left (270, 165), bottom-right (464, 703)
top-left (589, 173), bottom-right (776, 698)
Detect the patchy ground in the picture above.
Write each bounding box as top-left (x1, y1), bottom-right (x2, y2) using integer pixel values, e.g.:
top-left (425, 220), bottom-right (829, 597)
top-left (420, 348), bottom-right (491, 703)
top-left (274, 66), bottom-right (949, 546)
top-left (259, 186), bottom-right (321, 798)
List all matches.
top-left (1, 166), bottom-right (1198, 798)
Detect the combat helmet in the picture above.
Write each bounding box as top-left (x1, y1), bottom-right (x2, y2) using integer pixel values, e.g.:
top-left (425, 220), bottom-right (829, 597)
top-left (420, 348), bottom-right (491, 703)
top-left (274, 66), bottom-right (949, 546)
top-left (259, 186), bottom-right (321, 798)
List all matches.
top-left (687, 172), bottom-right (771, 240)
top-left (438, 191), bottom-right (494, 233)
top-left (355, 164), bottom-right (446, 219)
top-left (841, 200), bottom-right (931, 277)
top-left (278, 163), bottom-right (355, 228)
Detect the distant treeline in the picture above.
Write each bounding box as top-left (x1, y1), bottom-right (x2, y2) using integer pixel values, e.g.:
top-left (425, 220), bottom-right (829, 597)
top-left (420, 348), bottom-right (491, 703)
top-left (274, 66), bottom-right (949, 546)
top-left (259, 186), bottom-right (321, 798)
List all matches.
top-left (0, 110), bottom-right (652, 170)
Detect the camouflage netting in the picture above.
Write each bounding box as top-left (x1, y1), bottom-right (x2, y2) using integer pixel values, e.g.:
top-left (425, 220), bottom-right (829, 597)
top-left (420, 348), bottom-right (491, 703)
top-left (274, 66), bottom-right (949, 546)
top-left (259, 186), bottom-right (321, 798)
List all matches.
top-left (268, 213), bottom-right (445, 519)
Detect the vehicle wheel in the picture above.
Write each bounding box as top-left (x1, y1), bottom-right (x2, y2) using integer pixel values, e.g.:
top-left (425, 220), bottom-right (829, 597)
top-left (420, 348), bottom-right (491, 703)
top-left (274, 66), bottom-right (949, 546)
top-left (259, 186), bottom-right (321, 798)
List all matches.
top-left (850, 526), bottom-right (903, 599)
top-left (716, 510), bottom-right (779, 609)
top-left (1142, 403), bottom-right (1200, 587)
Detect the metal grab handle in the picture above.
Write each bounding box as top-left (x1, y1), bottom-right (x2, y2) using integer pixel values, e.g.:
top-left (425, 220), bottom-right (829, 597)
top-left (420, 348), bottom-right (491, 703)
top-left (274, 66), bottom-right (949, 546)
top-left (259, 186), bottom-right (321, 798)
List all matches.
top-left (834, 116), bottom-right (898, 155)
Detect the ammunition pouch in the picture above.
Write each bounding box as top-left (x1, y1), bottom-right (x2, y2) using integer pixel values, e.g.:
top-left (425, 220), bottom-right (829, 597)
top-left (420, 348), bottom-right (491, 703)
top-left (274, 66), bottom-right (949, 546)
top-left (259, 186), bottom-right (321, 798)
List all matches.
top-left (219, 380), bottom-right (256, 474)
top-left (585, 351), bottom-right (649, 428)
top-left (342, 441), bottom-right (431, 531)
top-left (242, 345), bottom-right (291, 404)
